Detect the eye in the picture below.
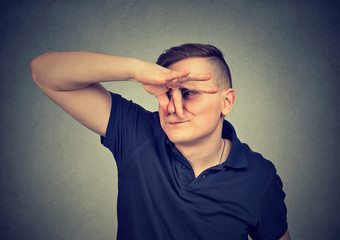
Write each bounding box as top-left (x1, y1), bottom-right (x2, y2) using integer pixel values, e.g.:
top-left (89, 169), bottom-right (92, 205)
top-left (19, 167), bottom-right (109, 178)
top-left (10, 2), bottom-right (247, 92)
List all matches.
top-left (181, 89), bottom-right (198, 98)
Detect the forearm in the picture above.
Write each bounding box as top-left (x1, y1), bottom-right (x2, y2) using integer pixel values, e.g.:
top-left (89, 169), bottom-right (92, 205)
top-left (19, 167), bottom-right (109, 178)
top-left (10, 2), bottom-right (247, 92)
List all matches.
top-left (29, 51), bottom-right (214, 135)
top-left (31, 51), bottom-right (137, 91)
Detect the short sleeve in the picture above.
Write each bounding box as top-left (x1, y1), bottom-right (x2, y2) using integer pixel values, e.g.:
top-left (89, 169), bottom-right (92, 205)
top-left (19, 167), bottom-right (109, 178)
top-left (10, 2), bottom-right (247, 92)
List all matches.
top-left (249, 174), bottom-right (288, 240)
top-left (100, 92), bottom-right (156, 165)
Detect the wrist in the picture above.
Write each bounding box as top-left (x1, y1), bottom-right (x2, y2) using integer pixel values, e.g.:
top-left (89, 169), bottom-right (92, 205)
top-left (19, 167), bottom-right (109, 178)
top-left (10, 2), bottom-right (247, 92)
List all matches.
top-left (106, 56), bottom-right (140, 82)
top-left (130, 58), bottom-right (145, 82)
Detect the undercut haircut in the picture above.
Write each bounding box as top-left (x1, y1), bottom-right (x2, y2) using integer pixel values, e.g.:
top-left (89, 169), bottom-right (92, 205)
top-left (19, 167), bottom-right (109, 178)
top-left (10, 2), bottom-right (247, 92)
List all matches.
top-left (156, 43), bottom-right (232, 88)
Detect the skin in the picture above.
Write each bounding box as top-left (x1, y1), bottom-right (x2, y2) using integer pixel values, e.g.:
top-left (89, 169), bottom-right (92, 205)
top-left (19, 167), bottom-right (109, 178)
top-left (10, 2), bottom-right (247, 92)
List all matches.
top-left (30, 51), bottom-right (215, 137)
top-left (159, 58), bottom-right (235, 176)
top-left (30, 51), bottom-right (290, 240)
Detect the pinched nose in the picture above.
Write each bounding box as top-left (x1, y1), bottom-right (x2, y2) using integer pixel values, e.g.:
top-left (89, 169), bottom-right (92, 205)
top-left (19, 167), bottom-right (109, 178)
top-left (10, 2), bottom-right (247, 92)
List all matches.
top-left (166, 88), bottom-right (184, 119)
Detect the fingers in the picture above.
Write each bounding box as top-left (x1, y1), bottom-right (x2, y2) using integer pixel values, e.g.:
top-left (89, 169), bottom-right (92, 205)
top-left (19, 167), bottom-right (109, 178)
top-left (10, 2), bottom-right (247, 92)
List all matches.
top-left (179, 81), bottom-right (218, 94)
top-left (166, 80), bottom-right (218, 94)
top-left (164, 70), bottom-right (190, 82)
top-left (154, 70), bottom-right (216, 119)
top-left (165, 70), bottom-right (211, 86)
top-left (182, 72), bottom-right (211, 82)
top-left (175, 70), bottom-right (191, 79)
top-left (157, 89), bottom-right (184, 119)
top-left (172, 89), bottom-right (184, 119)
top-left (165, 71), bottom-right (211, 83)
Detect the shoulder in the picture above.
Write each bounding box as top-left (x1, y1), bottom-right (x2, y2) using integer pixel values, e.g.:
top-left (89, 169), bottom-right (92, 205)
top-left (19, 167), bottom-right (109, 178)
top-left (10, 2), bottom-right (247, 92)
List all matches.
top-left (243, 143), bottom-right (277, 176)
top-left (108, 92), bottom-right (159, 126)
top-left (240, 143), bottom-right (280, 199)
top-left (102, 92), bottom-right (164, 158)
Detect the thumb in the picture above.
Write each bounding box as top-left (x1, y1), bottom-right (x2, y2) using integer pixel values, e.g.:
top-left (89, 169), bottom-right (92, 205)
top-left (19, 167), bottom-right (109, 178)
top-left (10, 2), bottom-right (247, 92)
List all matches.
top-left (156, 94), bottom-right (169, 116)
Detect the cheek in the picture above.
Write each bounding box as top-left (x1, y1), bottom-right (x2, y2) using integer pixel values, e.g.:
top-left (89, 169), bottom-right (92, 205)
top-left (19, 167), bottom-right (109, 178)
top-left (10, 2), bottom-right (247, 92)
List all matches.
top-left (184, 98), bottom-right (222, 117)
top-left (159, 114), bottom-right (166, 129)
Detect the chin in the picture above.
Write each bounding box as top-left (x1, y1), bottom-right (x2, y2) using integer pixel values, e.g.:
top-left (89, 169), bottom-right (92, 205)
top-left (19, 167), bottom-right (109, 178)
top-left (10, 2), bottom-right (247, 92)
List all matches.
top-left (167, 133), bottom-right (201, 146)
top-left (167, 133), bottom-right (191, 145)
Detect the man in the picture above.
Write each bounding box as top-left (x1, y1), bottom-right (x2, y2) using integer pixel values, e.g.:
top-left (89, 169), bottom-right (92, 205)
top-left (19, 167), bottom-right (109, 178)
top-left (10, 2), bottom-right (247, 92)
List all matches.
top-left (31, 43), bottom-right (290, 240)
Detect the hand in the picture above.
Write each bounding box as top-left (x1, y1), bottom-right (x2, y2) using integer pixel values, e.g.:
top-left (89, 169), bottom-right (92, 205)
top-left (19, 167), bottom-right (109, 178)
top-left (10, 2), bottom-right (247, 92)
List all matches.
top-left (133, 59), bottom-right (217, 117)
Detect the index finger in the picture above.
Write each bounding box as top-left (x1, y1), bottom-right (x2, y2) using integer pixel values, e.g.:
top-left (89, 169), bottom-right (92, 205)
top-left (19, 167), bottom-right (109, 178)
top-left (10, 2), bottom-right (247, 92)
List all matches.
top-left (165, 72), bottom-right (211, 84)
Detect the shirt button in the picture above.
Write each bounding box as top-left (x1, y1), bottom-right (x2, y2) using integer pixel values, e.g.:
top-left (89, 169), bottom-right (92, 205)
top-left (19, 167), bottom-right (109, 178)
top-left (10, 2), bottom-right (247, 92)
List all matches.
top-left (181, 164), bottom-right (186, 169)
top-left (202, 175), bottom-right (206, 179)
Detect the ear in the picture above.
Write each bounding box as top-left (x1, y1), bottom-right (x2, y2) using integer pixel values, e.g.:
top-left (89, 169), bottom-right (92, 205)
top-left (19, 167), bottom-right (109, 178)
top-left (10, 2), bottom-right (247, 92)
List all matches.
top-left (221, 88), bottom-right (236, 116)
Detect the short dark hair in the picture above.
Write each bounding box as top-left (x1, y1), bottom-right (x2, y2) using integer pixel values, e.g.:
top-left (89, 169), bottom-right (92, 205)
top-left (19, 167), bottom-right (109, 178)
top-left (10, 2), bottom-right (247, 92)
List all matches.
top-left (157, 43), bottom-right (232, 88)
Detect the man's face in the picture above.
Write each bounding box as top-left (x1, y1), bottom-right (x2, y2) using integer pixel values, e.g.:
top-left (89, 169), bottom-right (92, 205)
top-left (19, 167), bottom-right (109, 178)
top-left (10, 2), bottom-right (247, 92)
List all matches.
top-left (159, 57), bottom-right (226, 146)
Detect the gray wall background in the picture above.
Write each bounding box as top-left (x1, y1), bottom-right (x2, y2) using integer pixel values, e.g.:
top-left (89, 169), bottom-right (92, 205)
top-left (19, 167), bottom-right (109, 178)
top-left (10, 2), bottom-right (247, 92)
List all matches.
top-left (1, 0), bottom-right (339, 239)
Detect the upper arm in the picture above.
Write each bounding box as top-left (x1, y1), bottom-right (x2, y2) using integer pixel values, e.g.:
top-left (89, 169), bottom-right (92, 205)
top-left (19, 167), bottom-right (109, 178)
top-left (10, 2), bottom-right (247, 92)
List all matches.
top-left (249, 173), bottom-right (288, 240)
top-left (36, 81), bottom-right (112, 137)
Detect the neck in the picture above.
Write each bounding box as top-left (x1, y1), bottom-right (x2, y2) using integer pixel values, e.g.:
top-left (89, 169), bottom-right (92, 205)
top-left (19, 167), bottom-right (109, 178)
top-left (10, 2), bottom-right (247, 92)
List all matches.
top-left (175, 123), bottom-right (231, 177)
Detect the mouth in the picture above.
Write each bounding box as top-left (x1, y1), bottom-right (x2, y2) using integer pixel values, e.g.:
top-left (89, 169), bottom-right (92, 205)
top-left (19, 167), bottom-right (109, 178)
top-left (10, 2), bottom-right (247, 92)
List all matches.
top-left (167, 120), bottom-right (189, 126)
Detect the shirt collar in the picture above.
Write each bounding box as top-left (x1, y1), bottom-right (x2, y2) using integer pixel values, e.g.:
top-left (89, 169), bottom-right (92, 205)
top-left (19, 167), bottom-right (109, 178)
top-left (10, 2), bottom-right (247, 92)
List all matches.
top-left (221, 120), bottom-right (249, 169)
top-left (165, 120), bottom-right (249, 169)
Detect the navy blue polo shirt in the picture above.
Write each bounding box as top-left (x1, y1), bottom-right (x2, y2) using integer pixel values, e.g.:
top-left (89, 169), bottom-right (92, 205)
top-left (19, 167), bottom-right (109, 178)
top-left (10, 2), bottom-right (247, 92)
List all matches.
top-left (101, 92), bottom-right (288, 240)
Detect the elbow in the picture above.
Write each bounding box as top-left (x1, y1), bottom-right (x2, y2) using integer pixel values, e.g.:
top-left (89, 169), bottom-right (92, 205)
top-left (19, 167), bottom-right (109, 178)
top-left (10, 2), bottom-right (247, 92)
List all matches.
top-left (30, 56), bottom-right (40, 84)
top-left (30, 52), bottom-right (55, 85)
